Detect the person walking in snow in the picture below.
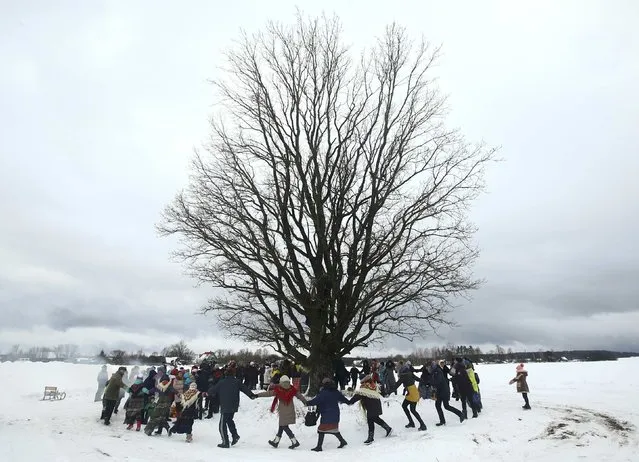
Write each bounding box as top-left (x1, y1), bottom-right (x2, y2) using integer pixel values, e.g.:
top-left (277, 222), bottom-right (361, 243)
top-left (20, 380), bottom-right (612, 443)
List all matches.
top-left (100, 367), bottom-right (128, 425)
top-left (451, 358), bottom-right (479, 418)
top-left (169, 382), bottom-right (200, 442)
top-left (255, 375), bottom-right (307, 449)
top-left (124, 374), bottom-right (148, 431)
top-left (389, 364), bottom-right (427, 431)
top-left (306, 378), bottom-right (349, 452)
top-left (349, 364), bottom-right (359, 389)
top-left (95, 365), bottom-right (108, 402)
top-left (207, 365), bottom-right (258, 448)
top-left (144, 376), bottom-right (174, 436)
top-left (347, 375), bottom-right (392, 444)
top-left (430, 360), bottom-right (465, 426)
top-left (384, 361), bottom-right (397, 396)
top-left (509, 363), bottom-right (531, 409)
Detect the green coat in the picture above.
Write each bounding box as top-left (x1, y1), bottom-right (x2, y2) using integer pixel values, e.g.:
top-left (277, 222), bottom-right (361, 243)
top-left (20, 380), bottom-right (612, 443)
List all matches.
top-left (103, 371), bottom-right (126, 400)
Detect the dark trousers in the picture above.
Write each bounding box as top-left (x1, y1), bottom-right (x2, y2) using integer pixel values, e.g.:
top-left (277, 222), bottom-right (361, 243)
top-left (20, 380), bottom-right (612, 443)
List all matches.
top-left (219, 412), bottom-right (238, 445)
top-left (351, 376), bottom-right (358, 388)
top-left (101, 399), bottom-right (116, 423)
top-left (276, 425), bottom-right (295, 438)
top-left (435, 399), bottom-right (463, 423)
top-left (523, 393), bottom-right (530, 407)
top-left (460, 392), bottom-right (478, 417)
top-left (367, 415), bottom-right (389, 435)
top-left (402, 400), bottom-right (425, 426)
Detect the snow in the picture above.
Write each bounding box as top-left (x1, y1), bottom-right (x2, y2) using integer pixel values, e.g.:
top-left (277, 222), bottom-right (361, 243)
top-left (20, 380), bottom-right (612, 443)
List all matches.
top-left (1, 359), bottom-right (638, 461)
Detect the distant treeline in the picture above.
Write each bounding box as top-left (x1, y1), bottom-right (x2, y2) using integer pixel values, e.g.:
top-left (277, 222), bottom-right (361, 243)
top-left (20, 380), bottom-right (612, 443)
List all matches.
top-left (1, 342), bottom-right (636, 365)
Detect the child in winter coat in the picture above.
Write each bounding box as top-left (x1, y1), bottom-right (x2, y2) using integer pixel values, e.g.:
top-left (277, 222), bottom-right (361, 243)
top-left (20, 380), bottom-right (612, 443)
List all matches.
top-left (306, 378), bottom-right (349, 452)
top-left (124, 374), bottom-right (148, 431)
top-left (509, 363), bottom-right (531, 409)
top-left (255, 375), bottom-right (307, 449)
top-left (347, 375), bottom-right (392, 444)
top-left (169, 382), bottom-right (200, 442)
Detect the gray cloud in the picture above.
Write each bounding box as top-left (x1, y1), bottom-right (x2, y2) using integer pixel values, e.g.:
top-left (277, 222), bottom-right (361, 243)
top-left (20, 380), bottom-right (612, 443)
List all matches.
top-left (1, 1), bottom-right (638, 355)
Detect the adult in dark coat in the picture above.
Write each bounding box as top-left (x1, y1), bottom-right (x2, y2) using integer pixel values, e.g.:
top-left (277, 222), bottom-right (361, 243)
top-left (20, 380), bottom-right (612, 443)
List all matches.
top-left (243, 362), bottom-right (259, 390)
top-left (349, 365), bottom-right (359, 389)
top-left (258, 364), bottom-right (266, 389)
top-left (306, 378), bottom-right (349, 451)
top-left (452, 358), bottom-right (478, 418)
top-left (195, 366), bottom-right (211, 419)
top-left (207, 371), bottom-right (257, 448)
top-left (430, 361), bottom-right (465, 425)
top-left (332, 358), bottom-right (349, 390)
top-left (361, 360), bottom-right (371, 377)
top-left (347, 375), bottom-right (392, 444)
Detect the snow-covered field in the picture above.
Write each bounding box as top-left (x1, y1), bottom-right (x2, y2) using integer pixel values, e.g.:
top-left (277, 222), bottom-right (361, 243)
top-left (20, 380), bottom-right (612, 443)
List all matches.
top-left (1, 359), bottom-right (637, 461)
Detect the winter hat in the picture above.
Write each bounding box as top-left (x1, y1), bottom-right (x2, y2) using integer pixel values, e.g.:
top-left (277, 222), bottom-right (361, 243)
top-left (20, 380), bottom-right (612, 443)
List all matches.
top-left (189, 382), bottom-right (197, 390)
top-left (279, 375), bottom-right (291, 388)
top-left (516, 363), bottom-right (525, 373)
top-left (438, 360), bottom-right (445, 367)
top-left (136, 374), bottom-right (144, 380)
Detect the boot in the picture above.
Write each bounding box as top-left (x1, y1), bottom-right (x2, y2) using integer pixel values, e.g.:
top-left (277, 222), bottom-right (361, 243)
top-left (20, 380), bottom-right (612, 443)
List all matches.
top-left (383, 424), bottom-right (392, 437)
top-left (436, 422), bottom-right (445, 427)
top-left (405, 421), bottom-right (415, 428)
top-left (418, 421), bottom-right (427, 431)
top-left (364, 430), bottom-right (374, 445)
top-left (126, 423), bottom-right (133, 430)
top-left (268, 436), bottom-right (280, 448)
top-left (523, 404), bottom-right (531, 410)
top-left (186, 434), bottom-right (192, 443)
top-left (288, 438), bottom-right (300, 449)
top-left (336, 433), bottom-right (347, 448)
top-left (135, 420), bottom-right (142, 431)
top-left (217, 442), bottom-right (229, 448)
top-left (231, 435), bottom-right (240, 446)
top-left (311, 433), bottom-right (324, 452)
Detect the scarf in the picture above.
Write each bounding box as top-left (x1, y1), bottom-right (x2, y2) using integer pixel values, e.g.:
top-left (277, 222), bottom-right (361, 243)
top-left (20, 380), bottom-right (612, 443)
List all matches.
top-left (182, 389), bottom-right (199, 408)
top-left (157, 380), bottom-right (171, 393)
top-left (355, 384), bottom-right (382, 418)
top-left (270, 385), bottom-right (298, 413)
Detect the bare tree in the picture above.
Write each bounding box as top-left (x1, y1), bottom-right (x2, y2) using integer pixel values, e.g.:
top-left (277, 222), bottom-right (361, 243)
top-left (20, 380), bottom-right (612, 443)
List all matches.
top-left (159, 14), bottom-right (495, 392)
top-left (162, 341), bottom-right (196, 363)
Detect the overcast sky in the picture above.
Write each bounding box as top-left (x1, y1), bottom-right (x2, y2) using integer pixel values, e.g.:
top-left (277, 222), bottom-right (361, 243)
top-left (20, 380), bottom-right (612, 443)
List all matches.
top-left (1, 1), bottom-right (638, 356)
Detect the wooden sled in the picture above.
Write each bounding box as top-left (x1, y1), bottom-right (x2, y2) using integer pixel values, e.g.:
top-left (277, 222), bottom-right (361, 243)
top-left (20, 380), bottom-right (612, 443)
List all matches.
top-left (42, 386), bottom-right (66, 401)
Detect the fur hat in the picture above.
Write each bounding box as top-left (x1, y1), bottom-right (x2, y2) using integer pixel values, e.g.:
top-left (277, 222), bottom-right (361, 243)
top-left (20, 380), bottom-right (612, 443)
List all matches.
top-left (516, 363), bottom-right (525, 373)
top-left (279, 375), bottom-right (291, 388)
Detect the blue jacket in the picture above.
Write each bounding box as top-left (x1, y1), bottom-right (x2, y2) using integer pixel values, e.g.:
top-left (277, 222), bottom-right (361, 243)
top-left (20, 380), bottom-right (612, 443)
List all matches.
top-left (306, 384), bottom-right (349, 425)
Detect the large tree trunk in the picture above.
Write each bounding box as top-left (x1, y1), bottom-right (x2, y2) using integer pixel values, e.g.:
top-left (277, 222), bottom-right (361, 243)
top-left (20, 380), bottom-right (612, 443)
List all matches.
top-left (306, 349), bottom-right (334, 396)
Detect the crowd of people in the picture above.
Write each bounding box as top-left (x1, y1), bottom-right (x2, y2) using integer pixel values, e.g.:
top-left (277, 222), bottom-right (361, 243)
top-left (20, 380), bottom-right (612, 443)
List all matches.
top-left (96, 357), bottom-right (531, 450)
